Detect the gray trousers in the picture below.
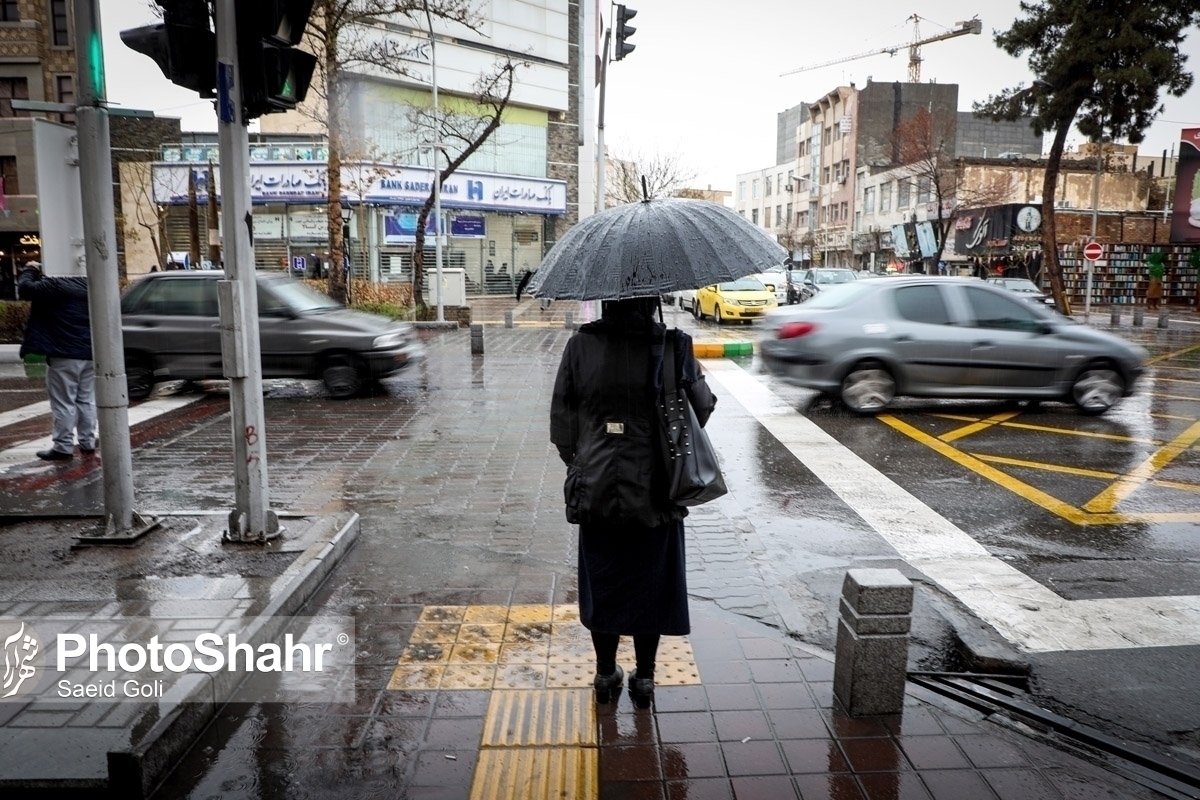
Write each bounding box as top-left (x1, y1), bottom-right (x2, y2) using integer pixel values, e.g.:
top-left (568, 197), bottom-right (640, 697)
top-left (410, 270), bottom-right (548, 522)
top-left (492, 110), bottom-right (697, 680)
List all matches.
top-left (46, 357), bottom-right (97, 454)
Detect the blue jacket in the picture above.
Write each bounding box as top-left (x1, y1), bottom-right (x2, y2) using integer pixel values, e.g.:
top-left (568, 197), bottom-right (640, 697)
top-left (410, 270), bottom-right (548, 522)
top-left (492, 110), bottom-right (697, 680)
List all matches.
top-left (18, 267), bottom-right (92, 360)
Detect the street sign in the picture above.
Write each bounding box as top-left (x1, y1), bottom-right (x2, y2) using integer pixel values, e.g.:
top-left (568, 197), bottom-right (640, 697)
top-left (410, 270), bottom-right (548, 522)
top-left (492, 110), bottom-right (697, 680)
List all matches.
top-left (1083, 241), bottom-right (1104, 261)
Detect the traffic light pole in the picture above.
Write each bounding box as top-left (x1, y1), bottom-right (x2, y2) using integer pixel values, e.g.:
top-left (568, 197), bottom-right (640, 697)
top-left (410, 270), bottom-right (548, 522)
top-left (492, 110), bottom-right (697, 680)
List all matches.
top-left (215, 0), bottom-right (278, 542)
top-left (596, 27), bottom-right (610, 213)
top-left (73, 0), bottom-right (151, 538)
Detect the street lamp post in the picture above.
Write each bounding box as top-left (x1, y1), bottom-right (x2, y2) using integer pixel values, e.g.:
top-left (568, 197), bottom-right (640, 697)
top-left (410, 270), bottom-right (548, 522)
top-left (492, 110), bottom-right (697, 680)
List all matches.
top-left (340, 204), bottom-right (352, 303)
top-left (422, 0), bottom-right (444, 323)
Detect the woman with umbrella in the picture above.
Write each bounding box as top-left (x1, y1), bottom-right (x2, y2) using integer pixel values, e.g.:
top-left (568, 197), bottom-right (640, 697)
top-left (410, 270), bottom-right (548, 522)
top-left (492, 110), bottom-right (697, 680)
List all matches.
top-left (550, 295), bottom-right (716, 705)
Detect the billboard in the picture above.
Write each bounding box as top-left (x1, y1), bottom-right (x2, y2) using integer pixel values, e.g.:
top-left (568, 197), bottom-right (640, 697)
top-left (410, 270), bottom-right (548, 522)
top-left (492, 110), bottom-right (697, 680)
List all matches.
top-left (1170, 128), bottom-right (1200, 243)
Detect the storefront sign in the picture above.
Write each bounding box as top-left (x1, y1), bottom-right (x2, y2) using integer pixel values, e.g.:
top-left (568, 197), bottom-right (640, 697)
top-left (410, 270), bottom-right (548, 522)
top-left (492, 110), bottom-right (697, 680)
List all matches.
top-left (288, 212), bottom-right (328, 240)
top-left (450, 216), bottom-right (486, 238)
top-left (254, 214), bottom-right (285, 239)
top-left (152, 163), bottom-right (567, 216)
top-left (383, 213), bottom-right (439, 245)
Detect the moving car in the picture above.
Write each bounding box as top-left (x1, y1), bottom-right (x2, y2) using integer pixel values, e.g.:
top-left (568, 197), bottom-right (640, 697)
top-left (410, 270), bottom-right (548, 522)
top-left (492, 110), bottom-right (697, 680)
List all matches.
top-left (121, 272), bottom-right (424, 400)
top-left (985, 276), bottom-right (1055, 306)
top-left (759, 276), bottom-right (1145, 415)
top-left (694, 278), bottom-right (777, 324)
top-left (791, 268), bottom-right (858, 303)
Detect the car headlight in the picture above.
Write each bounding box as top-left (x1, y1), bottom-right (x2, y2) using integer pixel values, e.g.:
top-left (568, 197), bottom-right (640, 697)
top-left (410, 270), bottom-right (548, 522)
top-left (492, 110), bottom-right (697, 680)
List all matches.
top-left (372, 331), bottom-right (409, 349)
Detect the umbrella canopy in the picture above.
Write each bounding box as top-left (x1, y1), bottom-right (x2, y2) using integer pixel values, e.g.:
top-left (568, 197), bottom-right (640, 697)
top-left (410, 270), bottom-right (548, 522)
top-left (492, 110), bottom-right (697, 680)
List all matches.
top-left (527, 198), bottom-right (789, 300)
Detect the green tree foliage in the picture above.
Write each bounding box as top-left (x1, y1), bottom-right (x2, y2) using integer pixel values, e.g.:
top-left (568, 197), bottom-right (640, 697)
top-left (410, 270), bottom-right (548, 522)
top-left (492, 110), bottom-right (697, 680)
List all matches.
top-left (974, 0), bottom-right (1200, 313)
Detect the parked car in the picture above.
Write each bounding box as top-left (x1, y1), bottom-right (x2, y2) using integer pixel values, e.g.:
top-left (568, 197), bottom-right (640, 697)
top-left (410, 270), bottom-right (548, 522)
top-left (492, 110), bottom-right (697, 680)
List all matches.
top-left (985, 276), bottom-right (1055, 306)
top-left (121, 272), bottom-right (425, 400)
top-left (668, 288), bottom-right (697, 314)
top-left (750, 267), bottom-right (788, 304)
top-left (694, 278), bottom-right (778, 324)
top-left (759, 276), bottom-right (1146, 415)
top-left (784, 269), bottom-right (808, 304)
top-left (792, 268), bottom-right (859, 303)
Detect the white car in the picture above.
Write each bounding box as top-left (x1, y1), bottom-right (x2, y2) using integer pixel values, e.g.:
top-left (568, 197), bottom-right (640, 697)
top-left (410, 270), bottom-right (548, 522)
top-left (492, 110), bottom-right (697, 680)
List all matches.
top-left (750, 268), bottom-right (788, 305)
top-left (669, 288), bottom-right (697, 313)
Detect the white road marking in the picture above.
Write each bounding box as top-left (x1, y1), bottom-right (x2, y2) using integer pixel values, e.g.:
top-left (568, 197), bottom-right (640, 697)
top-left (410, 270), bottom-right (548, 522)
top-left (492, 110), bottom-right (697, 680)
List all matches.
top-left (0, 395), bottom-right (203, 471)
top-left (704, 359), bottom-right (1200, 653)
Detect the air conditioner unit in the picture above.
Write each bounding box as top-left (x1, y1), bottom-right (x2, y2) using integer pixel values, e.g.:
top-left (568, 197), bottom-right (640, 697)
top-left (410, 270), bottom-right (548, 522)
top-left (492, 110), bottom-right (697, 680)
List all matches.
top-left (1055, 199), bottom-right (1072, 208)
top-left (837, 176), bottom-right (847, 185)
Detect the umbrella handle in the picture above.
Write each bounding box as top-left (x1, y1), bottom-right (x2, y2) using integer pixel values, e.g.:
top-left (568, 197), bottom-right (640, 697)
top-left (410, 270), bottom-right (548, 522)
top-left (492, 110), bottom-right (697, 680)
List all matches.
top-left (641, 175), bottom-right (649, 202)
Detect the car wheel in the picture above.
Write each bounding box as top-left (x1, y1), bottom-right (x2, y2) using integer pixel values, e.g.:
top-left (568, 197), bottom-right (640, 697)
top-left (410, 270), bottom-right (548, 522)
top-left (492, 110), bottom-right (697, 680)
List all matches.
top-left (840, 362), bottom-right (895, 415)
top-left (322, 356), bottom-right (368, 399)
top-left (694, 300), bottom-right (704, 320)
top-left (1071, 365), bottom-right (1123, 415)
top-left (126, 355), bottom-right (156, 401)
top-left (714, 306), bottom-right (724, 325)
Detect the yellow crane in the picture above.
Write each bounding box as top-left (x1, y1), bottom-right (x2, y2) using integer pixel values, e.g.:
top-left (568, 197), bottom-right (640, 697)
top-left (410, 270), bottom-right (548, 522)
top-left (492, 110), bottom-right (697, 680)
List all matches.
top-left (781, 15), bottom-right (982, 83)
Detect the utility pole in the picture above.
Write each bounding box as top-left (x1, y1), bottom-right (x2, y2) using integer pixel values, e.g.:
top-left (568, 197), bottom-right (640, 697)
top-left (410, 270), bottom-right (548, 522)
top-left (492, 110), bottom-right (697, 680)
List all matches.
top-left (214, 0), bottom-right (278, 541)
top-left (73, 0), bottom-right (152, 537)
top-left (596, 26), bottom-right (610, 213)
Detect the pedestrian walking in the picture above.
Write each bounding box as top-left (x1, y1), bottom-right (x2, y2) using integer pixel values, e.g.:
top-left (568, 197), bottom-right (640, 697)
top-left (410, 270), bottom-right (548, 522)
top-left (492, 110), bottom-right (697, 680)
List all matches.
top-left (550, 296), bottom-right (717, 705)
top-left (17, 261), bottom-right (96, 461)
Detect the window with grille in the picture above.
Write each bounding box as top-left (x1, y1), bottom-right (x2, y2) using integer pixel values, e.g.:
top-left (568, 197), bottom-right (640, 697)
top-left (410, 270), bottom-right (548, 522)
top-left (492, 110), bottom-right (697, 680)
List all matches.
top-left (0, 78), bottom-right (29, 117)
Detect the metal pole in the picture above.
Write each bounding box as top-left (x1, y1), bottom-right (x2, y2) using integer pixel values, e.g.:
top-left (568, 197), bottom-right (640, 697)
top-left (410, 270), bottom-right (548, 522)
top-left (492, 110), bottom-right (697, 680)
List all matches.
top-left (215, 0), bottom-right (278, 541)
top-left (423, 0), bottom-right (444, 322)
top-left (1086, 139), bottom-right (1102, 321)
top-left (73, 0), bottom-right (142, 535)
top-left (596, 26), bottom-right (611, 213)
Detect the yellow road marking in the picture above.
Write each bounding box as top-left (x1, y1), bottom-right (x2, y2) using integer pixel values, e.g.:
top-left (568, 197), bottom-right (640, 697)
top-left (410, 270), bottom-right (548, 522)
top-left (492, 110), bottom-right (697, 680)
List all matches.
top-left (1150, 376), bottom-right (1200, 387)
top-left (1083, 420), bottom-right (1200, 512)
top-left (939, 411), bottom-right (1021, 443)
top-left (1147, 343), bottom-right (1200, 365)
top-left (971, 453), bottom-right (1118, 480)
top-left (1144, 392), bottom-right (1200, 402)
top-left (931, 412), bottom-right (1161, 446)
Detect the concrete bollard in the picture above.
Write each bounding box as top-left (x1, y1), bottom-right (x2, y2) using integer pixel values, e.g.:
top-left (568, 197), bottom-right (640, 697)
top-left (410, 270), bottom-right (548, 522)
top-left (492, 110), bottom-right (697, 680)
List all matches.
top-left (470, 323), bottom-right (484, 355)
top-left (1110, 308), bottom-right (1121, 326)
top-left (1132, 308), bottom-right (1144, 327)
top-left (833, 569), bottom-right (913, 716)
top-left (564, 312), bottom-right (574, 329)
top-left (1158, 310), bottom-right (1169, 329)
top-left (504, 310), bottom-right (513, 329)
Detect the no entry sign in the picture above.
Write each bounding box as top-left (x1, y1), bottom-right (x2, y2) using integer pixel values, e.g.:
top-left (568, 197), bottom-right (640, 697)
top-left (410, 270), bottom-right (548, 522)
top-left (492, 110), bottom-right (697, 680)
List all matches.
top-left (1083, 241), bottom-right (1104, 261)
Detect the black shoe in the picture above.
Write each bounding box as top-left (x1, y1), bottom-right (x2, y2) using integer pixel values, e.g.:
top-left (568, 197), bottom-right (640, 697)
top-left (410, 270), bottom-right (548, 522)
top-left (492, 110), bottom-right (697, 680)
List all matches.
top-left (628, 669), bottom-right (655, 708)
top-left (593, 665), bottom-right (624, 704)
top-left (36, 449), bottom-right (73, 461)
top-left (79, 445), bottom-right (97, 455)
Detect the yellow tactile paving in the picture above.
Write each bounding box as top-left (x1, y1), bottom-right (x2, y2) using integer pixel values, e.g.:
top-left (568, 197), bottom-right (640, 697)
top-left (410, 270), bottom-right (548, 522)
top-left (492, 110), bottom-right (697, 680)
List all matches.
top-left (389, 604), bottom-right (701, 690)
top-left (482, 688), bottom-right (595, 747)
top-left (469, 746), bottom-right (597, 800)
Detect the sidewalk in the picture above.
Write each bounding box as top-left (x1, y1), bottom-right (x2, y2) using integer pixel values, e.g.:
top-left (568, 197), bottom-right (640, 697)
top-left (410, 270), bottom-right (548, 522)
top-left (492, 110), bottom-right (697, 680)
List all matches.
top-left (0, 321), bottom-right (1196, 798)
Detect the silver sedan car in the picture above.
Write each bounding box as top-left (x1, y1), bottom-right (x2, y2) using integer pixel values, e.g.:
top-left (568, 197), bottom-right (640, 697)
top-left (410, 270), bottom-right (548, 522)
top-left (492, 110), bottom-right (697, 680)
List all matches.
top-left (759, 276), bottom-right (1146, 415)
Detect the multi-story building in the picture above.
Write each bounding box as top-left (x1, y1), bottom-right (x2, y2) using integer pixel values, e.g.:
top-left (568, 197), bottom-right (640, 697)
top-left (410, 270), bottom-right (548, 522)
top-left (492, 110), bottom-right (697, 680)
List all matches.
top-left (0, 0), bottom-right (77, 295)
top-left (121, 0), bottom-right (595, 296)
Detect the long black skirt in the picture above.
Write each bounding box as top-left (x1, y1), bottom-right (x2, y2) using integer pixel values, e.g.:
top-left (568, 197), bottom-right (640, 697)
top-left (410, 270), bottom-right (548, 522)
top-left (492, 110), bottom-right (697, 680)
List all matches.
top-left (577, 518), bottom-right (690, 636)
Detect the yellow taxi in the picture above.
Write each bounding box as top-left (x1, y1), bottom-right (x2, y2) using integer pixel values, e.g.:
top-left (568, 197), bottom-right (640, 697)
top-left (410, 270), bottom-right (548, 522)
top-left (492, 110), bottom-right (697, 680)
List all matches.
top-left (694, 277), bottom-right (778, 324)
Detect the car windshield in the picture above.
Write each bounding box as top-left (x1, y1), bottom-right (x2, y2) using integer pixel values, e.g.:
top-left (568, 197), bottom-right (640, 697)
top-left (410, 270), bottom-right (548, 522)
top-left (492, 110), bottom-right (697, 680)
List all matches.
top-left (719, 278), bottom-right (768, 292)
top-left (1000, 279), bottom-right (1042, 293)
top-left (803, 281), bottom-right (872, 308)
top-left (268, 278), bottom-right (345, 312)
top-left (788, 270), bottom-right (805, 282)
top-left (814, 270), bottom-right (857, 284)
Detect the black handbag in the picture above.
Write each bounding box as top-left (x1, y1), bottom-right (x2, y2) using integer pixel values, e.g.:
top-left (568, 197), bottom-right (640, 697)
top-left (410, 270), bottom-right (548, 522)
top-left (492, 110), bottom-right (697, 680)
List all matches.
top-left (660, 330), bottom-right (727, 506)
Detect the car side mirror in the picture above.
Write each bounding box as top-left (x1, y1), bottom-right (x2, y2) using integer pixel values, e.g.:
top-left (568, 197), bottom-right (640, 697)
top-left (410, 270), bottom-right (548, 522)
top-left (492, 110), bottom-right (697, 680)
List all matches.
top-left (1038, 321), bottom-right (1055, 335)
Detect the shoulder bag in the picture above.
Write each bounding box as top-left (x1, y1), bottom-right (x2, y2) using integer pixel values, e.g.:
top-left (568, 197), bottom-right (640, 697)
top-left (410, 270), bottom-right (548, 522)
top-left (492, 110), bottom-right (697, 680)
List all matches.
top-left (660, 329), bottom-right (728, 506)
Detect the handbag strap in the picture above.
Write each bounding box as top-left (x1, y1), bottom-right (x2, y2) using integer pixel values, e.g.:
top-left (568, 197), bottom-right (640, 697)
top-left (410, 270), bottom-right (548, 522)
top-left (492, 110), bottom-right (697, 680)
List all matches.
top-left (663, 328), bottom-right (678, 398)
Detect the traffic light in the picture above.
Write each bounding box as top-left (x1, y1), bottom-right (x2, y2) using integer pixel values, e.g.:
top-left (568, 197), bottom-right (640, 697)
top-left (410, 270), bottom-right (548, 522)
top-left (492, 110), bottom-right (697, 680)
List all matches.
top-left (236, 0), bottom-right (318, 119)
top-left (120, 0), bottom-right (216, 97)
top-left (614, 5), bottom-right (637, 61)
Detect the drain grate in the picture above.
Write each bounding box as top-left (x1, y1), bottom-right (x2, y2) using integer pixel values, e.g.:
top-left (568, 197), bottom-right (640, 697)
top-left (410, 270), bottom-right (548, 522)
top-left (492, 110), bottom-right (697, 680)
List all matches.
top-left (909, 671), bottom-right (1200, 800)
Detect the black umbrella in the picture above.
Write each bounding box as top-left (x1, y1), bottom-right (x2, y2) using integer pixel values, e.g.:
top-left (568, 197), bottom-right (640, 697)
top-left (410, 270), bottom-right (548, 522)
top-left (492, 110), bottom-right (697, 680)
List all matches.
top-left (527, 198), bottom-right (788, 301)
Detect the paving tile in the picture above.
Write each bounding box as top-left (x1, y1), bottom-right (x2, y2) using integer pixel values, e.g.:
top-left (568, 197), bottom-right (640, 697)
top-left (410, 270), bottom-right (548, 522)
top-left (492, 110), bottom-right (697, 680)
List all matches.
top-left (411, 748), bottom-right (478, 786)
top-left (422, 717), bottom-right (485, 750)
top-left (728, 774), bottom-right (800, 799)
top-left (766, 708), bottom-right (829, 740)
top-left (661, 742), bottom-right (728, 780)
top-left (653, 685), bottom-right (708, 713)
top-left (600, 744), bottom-right (662, 782)
top-left (858, 771), bottom-right (935, 800)
top-left (432, 690), bottom-right (490, 718)
top-left (721, 739), bottom-right (787, 777)
top-left (982, 768), bottom-right (1062, 800)
top-left (779, 739), bottom-right (851, 774)
top-left (898, 736), bottom-right (972, 770)
top-left (705, 684), bottom-right (759, 711)
top-left (793, 772), bottom-right (868, 800)
top-left (953, 734), bottom-right (1032, 769)
top-left (755, 682), bottom-right (817, 710)
top-left (665, 778), bottom-right (734, 800)
top-left (883, 706), bottom-right (945, 736)
top-left (919, 769), bottom-right (997, 800)
top-left (601, 781), bottom-right (667, 800)
top-left (711, 709), bottom-right (772, 742)
top-left (599, 709), bottom-right (659, 746)
top-left (738, 638), bottom-right (792, 660)
top-left (840, 737), bottom-right (911, 772)
top-left (697, 660), bottom-right (753, 684)
top-left (656, 711), bottom-right (718, 744)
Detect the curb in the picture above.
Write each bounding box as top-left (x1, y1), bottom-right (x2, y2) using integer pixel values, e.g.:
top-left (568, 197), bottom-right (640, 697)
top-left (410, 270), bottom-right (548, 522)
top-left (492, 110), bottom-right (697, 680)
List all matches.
top-left (104, 512), bottom-right (361, 799)
top-left (694, 341), bottom-right (755, 359)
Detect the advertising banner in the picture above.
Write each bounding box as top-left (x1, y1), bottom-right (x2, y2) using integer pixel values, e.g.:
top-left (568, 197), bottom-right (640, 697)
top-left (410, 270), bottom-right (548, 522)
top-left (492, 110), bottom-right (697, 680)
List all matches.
top-left (1170, 128), bottom-right (1200, 243)
top-left (384, 213), bottom-right (439, 245)
top-left (915, 221), bottom-right (939, 257)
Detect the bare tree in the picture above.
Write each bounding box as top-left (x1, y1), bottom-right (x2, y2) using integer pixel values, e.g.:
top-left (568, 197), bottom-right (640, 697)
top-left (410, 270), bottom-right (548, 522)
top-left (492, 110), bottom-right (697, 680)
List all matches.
top-left (885, 109), bottom-right (958, 265)
top-left (606, 149), bottom-right (698, 205)
top-left (119, 159), bottom-right (176, 273)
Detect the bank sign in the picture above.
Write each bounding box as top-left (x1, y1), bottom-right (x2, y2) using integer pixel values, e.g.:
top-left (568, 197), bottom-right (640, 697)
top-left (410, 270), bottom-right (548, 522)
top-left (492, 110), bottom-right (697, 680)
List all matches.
top-left (152, 162), bottom-right (567, 216)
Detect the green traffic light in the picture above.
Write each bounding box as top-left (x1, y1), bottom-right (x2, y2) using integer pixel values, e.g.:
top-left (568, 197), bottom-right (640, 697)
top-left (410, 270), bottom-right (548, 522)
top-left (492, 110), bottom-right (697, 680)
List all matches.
top-left (88, 30), bottom-right (106, 99)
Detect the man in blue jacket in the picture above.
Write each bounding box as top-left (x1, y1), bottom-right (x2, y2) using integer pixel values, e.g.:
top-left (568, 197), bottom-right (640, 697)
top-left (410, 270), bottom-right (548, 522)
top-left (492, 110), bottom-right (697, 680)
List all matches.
top-left (18, 261), bottom-right (97, 461)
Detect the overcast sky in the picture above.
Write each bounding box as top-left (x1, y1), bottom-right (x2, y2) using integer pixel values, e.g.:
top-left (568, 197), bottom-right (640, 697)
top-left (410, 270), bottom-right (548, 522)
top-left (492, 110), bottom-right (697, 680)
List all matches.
top-left (102, 1), bottom-right (1200, 191)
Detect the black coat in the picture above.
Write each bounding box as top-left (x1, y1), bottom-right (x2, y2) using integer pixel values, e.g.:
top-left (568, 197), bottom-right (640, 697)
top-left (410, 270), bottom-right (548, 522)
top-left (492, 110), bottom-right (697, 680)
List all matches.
top-left (550, 317), bottom-right (715, 527)
top-left (17, 268), bottom-right (92, 361)
top-left (550, 312), bottom-right (716, 637)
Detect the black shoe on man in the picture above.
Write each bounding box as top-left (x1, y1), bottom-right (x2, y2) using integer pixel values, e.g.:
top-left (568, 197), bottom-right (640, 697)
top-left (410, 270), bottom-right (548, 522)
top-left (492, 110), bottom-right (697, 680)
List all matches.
top-left (36, 449), bottom-right (73, 461)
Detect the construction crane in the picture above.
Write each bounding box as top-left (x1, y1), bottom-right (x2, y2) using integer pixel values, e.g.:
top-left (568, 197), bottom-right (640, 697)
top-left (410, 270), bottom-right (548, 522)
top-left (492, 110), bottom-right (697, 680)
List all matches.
top-left (781, 15), bottom-right (982, 83)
